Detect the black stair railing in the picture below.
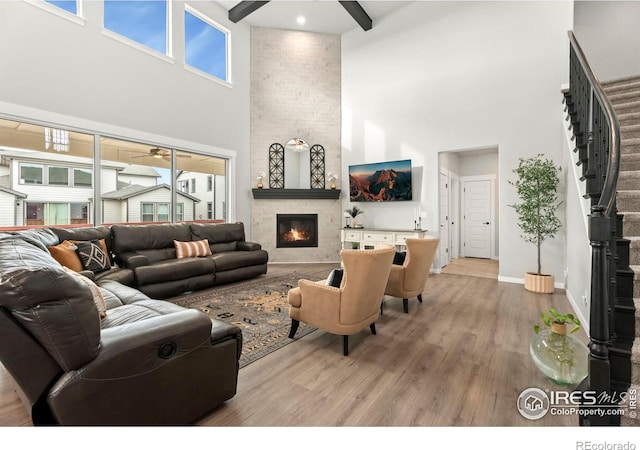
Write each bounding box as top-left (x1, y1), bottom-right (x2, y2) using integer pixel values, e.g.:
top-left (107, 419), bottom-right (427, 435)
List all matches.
top-left (565, 30), bottom-right (621, 426)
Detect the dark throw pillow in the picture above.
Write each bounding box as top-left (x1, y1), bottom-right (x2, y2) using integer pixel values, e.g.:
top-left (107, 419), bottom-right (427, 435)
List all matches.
top-left (326, 269), bottom-right (344, 288)
top-left (75, 240), bottom-right (110, 273)
top-left (393, 251), bottom-right (406, 266)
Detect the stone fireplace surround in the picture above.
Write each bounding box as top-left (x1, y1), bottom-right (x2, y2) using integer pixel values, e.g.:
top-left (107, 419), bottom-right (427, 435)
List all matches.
top-left (251, 198), bottom-right (341, 263)
top-left (250, 27), bottom-right (342, 263)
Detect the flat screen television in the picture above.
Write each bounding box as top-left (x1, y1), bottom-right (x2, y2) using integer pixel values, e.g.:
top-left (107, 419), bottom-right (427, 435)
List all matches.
top-left (349, 159), bottom-right (412, 202)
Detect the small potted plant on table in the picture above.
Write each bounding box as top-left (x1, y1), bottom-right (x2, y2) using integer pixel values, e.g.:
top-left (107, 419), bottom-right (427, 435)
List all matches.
top-left (530, 309), bottom-right (588, 385)
top-left (345, 206), bottom-right (363, 228)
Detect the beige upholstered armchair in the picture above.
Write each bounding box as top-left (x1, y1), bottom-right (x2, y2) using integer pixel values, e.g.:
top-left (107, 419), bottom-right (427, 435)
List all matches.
top-left (384, 237), bottom-right (439, 313)
top-left (287, 245), bottom-right (395, 356)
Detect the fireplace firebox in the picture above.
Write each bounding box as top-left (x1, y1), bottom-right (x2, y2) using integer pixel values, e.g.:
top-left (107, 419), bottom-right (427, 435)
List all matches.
top-left (276, 214), bottom-right (318, 248)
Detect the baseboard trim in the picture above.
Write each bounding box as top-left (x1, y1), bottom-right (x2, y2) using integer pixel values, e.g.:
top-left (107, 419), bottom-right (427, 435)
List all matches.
top-left (498, 275), bottom-right (565, 289)
top-left (566, 290), bottom-right (590, 335)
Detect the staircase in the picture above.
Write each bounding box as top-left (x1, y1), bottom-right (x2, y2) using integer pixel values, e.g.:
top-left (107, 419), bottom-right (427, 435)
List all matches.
top-left (564, 31), bottom-right (640, 426)
top-left (604, 75), bottom-right (640, 426)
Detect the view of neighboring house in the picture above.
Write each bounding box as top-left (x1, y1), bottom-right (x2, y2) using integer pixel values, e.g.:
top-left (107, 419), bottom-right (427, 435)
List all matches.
top-left (176, 171), bottom-right (226, 221)
top-left (101, 183), bottom-right (199, 223)
top-left (0, 148), bottom-right (207, 227)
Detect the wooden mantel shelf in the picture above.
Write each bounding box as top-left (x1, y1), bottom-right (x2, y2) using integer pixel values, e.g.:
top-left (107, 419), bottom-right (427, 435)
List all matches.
top-left (252, 188), bottom-right (341, 200)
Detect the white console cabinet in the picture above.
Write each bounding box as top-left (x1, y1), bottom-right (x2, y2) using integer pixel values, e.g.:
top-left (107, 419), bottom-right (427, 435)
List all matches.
top-left (340, 228), bottom-right (430, 251)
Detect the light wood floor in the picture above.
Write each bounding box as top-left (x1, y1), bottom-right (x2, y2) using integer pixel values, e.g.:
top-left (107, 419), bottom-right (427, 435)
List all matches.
top-left (442, 257), bottom-right (499, 280)
top-left (0, 263), bottom-right (583, 427)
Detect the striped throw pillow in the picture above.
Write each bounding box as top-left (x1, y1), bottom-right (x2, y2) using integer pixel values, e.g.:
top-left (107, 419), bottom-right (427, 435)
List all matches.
top-left (174, 239), bottom-right (212, 259)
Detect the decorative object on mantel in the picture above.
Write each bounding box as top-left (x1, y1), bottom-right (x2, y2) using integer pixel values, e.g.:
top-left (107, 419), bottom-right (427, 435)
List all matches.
top-left (345, 206), bottom-right (364, 228)
top-left (327, 172), bottom-right (338, 190)
top-left (530, 308), bottom-right (587, 385)
top-left (509, 154), bottom-right (562, 294)
top-left (285, 138), bottom-right (310, 153)
top-left (268, 143), bottom-right (285, 189)
top-left (256, 171), bottom-right (266, 189)
top-left (310, 144), bottom-right (326, 189)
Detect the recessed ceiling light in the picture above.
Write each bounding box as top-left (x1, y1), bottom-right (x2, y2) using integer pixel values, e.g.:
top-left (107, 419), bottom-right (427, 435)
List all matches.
top-left (296, 15), bottom-right (306, 26)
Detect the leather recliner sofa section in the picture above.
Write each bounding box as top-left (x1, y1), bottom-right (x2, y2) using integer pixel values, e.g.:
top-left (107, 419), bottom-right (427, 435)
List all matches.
top-left (0, 230), bottom-right (242, 425)
top-left (111, 222), bottom-right (268, 298)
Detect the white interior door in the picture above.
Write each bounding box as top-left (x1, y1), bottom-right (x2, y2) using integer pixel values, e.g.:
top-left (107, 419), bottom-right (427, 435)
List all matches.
top-left (463, 179), bottom-right (492, 259)
top-left (439, 171), bottom-right (450, 267)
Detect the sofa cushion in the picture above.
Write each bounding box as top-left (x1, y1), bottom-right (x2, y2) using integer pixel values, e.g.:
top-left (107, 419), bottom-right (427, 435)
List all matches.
top-left (95, 268), bottom-right (135, 287)
top-left (209, 250), bottom-right (268, 272)
top-left (48, 240), bottom-right (84, 271)
top-left (174, 239), bottom-right (212, 259)
top-left (49, 239), bottom-right (111, 271)
top-left (190, 222), bottom-right (245, 246)
top-left (112, 223), bottom-right (191, 254)
top-left (326, 268), bottom-right (344, 288)
top-left (63, 267), bottom-right (107, 318)
top-left (75, 240), bottom-right (110, 273)
top-left (51, 226), bottom-right (113, 255)
top-left (134, 257), bottom-right (215, 286)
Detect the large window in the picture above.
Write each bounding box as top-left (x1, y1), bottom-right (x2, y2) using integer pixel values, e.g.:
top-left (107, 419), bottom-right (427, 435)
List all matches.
top-left (104, 0), bottom-right (168, 55)
top-left (0, 117), bottom-right (229, 229)
top-left (184, 7), bottom-right (229, 82)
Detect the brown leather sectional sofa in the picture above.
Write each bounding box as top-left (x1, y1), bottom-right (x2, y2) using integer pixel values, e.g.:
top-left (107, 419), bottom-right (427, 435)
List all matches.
top-left (0, 221), bottom-right (267, 425)
top-left (51, 221), bottom-right (269, 299)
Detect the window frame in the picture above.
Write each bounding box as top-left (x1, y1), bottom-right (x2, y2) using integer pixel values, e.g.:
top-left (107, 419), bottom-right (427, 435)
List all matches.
top-left (19, 162), bottom-right (44, 185)
top-left (28, 0), bottom-right (85, 26)
top-left (102, 0), bottom-right (174, 64)
top-left (183, 4), bottom-right (232, 87)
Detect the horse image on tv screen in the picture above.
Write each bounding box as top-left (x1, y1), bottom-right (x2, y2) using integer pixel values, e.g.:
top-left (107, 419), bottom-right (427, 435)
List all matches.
top-left (349, 159), bottom-right (412, 202)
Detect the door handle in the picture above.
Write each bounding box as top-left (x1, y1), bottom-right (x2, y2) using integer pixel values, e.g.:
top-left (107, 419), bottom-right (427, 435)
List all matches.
top-left (483, 222), bottom-right (490, 225)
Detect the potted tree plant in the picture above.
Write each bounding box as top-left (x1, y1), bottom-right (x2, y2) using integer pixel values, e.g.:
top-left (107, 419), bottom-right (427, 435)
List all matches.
top-left (509, 154), bottom-right (562, 293)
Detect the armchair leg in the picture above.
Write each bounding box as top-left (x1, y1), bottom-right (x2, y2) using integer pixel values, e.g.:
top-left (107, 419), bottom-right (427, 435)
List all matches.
top-left (417, 293), bottom-right (423, 303)
top-left (343, 335), bottom-right (349, 356)
top-left (288, 319), bottom-right (300, 338)
top-left (403, 298), bottom-right (409, 313)
top-left (370, 323), bottom-right (376, 335)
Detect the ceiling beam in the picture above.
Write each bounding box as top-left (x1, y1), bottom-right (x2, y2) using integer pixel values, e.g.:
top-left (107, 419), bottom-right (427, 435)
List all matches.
top-left (228, 1), bottom-right (270, 23)
top-left (339, 1), bottom-right (372, 31)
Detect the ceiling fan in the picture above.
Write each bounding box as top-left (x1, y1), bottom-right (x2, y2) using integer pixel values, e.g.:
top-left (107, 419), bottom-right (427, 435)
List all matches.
top-left (131, 148), bottom-right (192, 161)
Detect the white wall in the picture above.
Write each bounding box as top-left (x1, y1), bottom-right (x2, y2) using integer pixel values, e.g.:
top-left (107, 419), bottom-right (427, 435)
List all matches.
top-left (573, 1), bottom-right (640, 81)
top-left (342, 1), bottom-right (572, 282)
top-left (562, 110), bottom-right (591, 331)
top-left (0, 190), bottom-right (17, 226)
top-left (0, 1), bottom-right (250, 232)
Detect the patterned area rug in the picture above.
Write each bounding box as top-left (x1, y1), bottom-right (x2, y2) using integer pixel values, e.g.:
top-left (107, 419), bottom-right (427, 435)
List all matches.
top-left (171, 272), bottom-right (320, 368)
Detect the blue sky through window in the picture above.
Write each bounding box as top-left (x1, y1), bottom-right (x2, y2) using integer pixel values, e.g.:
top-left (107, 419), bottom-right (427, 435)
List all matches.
top-left (185, 10), bottom-right (227, 81)
top-left (46, 1), bottom-right (77, 15)
top-left (104, 0), bottom-right (167, 54)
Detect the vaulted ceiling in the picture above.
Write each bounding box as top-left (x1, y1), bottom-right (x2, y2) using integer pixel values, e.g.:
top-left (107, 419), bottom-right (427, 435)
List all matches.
top-left (214, 1), bottom-right (411, 34)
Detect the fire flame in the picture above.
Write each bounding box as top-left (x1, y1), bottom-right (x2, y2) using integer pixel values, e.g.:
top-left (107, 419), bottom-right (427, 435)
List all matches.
top-left (283, 227), bottom-right (310, 242)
